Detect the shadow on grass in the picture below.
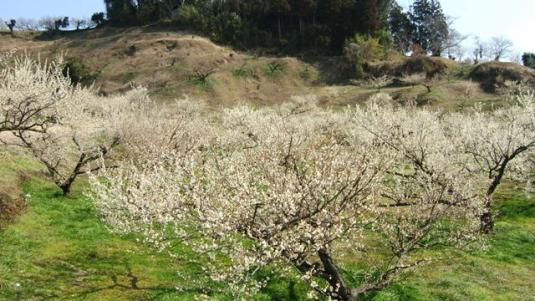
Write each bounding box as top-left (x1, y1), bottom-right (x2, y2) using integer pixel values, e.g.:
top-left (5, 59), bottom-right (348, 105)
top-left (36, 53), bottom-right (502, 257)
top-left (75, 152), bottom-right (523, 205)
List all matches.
top-left (0, 178), bottom-right (225, 300)
top-left (3, 176), bottom-right (535, 301)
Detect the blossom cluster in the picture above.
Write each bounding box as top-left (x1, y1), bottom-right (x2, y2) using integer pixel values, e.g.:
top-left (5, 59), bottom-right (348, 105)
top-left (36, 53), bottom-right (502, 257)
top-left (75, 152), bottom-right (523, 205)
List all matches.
top-left (90, 88), bottom-right (534, 299)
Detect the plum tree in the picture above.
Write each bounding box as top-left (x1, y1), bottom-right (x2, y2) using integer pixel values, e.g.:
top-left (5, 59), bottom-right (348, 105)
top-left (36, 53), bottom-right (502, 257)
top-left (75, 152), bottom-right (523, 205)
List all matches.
top-left (1, 54), bottom-right (149, 195)
top-left (90, 98), bottom-right (522, 300)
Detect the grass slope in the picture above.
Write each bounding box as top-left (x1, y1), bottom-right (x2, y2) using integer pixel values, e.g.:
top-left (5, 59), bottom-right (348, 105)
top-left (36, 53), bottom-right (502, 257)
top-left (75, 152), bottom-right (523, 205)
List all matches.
top-left (0, 27), bottom-right (316, 106)
top-left (0, 27), bottom-right (501, 109)
top-left (0, 178), bottom-right (222, 301)
top-left (0, 169), bottom-right (534, 300)
top-left (373, 190), bottom-right (535, 301)
top-left (0, 151), bottom-right (41, 230)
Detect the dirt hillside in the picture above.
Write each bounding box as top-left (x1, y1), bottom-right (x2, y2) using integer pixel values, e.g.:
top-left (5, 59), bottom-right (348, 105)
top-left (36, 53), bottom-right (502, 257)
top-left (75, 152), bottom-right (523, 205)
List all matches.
top-left (1, 27), bottom-right (323, 106)
top-left (0, 26), bottom-right (510, 109)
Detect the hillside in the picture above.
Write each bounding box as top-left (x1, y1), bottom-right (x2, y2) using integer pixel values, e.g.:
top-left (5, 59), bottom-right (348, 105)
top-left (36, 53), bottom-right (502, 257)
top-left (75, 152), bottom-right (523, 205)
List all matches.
top-left (0, 26), bottom-right (505, 109)
top-left (1, 27), bottom-right (320, 106)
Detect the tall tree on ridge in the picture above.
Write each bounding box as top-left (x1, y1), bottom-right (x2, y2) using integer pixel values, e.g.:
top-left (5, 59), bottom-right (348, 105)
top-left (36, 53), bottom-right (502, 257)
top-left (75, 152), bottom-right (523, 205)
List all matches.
top-left (389, 2), bottom-right (413, 53)
top-left (428, 0), bottom-right (448, 56)
top-left (104, 0), bottom-right (137, 25)
top-left (271, 0), bottom-right (291, 41)
top-left (410, 0), bottom-right (448, 56)
top-left (357, 0), bottom-right (380, 36)
top-left (292, 0), bottom-right (316, 39)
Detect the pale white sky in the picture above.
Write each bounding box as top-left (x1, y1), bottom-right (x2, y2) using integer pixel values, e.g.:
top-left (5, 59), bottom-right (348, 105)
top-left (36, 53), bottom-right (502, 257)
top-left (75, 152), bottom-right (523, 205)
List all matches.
top-left (400, 0), bottom-right (535, 55)
top-left (1, 0), bottom-right (534, 54)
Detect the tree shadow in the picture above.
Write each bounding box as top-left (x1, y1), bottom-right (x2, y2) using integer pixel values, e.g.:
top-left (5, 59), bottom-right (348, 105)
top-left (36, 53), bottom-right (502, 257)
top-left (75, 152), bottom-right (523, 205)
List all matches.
top-left (73, 264), bottom-right (212, 301)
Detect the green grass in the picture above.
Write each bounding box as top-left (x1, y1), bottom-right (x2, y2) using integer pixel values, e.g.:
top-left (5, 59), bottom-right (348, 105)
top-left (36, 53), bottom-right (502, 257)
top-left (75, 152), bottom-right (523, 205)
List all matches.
top-left (0, 178), bottom-right (226, 301)
top-left (231, 65), bottom-right (250, 78)
top-left (187, 76), bottom-right (215, 91)
top-left (1, 163), bottom-right (534, 300)
top-left (262, 62), bottom-right (285, 77)
top-left (0, 175), bottom-right (307, 300)
top-left (367, 190), bottom-right (535, 301)
top-left (122, 70), bottom-right (138, 82)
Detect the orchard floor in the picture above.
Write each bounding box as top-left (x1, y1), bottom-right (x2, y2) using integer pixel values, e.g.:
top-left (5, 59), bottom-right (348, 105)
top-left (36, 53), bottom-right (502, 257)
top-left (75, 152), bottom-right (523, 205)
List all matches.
top-left (0, 174), bottom-right (534, 300)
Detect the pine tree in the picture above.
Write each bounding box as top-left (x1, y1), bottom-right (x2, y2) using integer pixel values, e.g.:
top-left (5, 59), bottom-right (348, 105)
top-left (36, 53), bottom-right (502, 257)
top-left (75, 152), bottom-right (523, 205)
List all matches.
top-left (271, 0), bottom-right (291, 40)
top-left (428, 0), bottom-right (448, 56)
top-left (522, 53), bottom-right (535, 69)
top-left (357, 0), bottom-right (380, 36)
top-left (389, 2), bottom-right (412, 53)
top-left (104, 0), bottom-right (137, 25)
top-left (409, 0), bottom-right (448, 56)
top-left (291, 0), bottom-right (316, 36)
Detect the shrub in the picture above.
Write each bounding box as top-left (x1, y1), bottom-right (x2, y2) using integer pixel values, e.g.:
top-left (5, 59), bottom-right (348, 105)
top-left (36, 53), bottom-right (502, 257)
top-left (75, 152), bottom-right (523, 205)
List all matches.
top-left (299, 66), bottom-right (311, 81)
top-left (62, 58), bottom-right (99, 86)
top-left (91, 12), bottom-right (105, 27)
top-left (188, 69), bottom-right (215, 88)
top-left (177, 5), bottom-right (204, 28)
top-left (232, 64), bottom-right (250, 78)
top-left (263, 61), bottom-right (285, 77)
top-left (344, 35), bottom-right (385, 78)
top-left (522, 53), bottom-right (535, 69)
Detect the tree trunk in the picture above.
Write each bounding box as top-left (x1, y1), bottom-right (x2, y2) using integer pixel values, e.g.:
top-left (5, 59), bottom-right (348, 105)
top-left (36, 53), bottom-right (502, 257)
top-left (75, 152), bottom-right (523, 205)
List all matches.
top-left (480, 159), bottom-right (509, 234)
top-left (277, 15), bottom-right (282, 41)
top-left (59, 175), bottom-right (77, 196)
top-left (480, 196), bottom-right (494, 234)
top-left (318, 249), bottom-right (356, 301)
top-left (299, 17), bottom-right (304, 47)
top-left (60, 183), bottom-right (72, 196)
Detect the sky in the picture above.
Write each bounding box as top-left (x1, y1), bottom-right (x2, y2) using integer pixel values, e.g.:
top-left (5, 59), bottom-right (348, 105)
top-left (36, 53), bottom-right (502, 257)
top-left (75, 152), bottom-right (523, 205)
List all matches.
top-left (400, 0), bottom-right (535, 56)
top-left (0, 0), bottom-right (105, 20)
top-left (1, 0), bottom-right (534, 55)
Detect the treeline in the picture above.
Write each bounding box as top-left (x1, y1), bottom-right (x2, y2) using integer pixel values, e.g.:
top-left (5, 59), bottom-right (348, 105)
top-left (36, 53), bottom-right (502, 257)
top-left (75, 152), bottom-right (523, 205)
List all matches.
top-left (0, 0), bottom-right (458, 57)
top-left (4, 0), bottom-right (529, 65)
top-left (100, 0), bottom-right (451, 55)
top-left (1, 17), bottom-right (97, 34)
top-left (102, 0), bottom-right (391, 53)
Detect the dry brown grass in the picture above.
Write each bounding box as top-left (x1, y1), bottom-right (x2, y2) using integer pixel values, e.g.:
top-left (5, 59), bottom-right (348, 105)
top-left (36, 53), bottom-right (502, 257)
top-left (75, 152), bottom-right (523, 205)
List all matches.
top-left (366, 55), bottom-right (458, 78)
top-left (469, 61), bottom-right (535, 92)
top-left (0, 27), bottom-right (505, 110)
top-left (0, 27), bottom-right (318, 106)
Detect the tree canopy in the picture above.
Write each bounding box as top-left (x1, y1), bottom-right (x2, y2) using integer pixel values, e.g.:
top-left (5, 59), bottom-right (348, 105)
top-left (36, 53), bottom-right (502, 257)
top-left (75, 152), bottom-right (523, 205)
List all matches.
top-left (100, 0), bottom-right (399, 53)
top-left (97, 0), bottom-right (454, 56)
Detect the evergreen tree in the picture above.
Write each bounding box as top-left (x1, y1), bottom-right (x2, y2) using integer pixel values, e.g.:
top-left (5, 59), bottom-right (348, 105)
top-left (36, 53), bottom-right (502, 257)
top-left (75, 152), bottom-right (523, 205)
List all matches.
top-left (409, 0), bottom-right (448, 56)
top-left (377, 0), bottom-right (393, 27)
top-left (389, 2), bottom-right (412, 53)
top-left (104, 0), bottom-right (137, 25)
top-left (271, 0), bottom-right (291, 40)
top-left (409, 0), bottom-right (432, 52)
top-left (6, 19), bottom-right (16, 35)
top-left (54, 17), bottom-right (69, 31)
top-left (522, 53), bottom-right (535, 69)
top-left (94, 0), bottom-right (398, 54)
top-left (428, 0), bottom-right (448, 56)
top-left (91, 12), bottom-right (106, 26)
top-left (317, 0), bottom-right (364, 50)
top-left (356, 0), bottom-right (380, 36)
top-left (291, 0), bottom-right (315, 36)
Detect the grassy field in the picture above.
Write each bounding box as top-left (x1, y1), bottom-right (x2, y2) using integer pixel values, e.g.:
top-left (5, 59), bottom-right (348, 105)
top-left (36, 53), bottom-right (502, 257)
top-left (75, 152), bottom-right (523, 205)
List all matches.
top-left (372, 189), bottom-right (535, 301)
top-left (0, 154), bottom-right (534, 301)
